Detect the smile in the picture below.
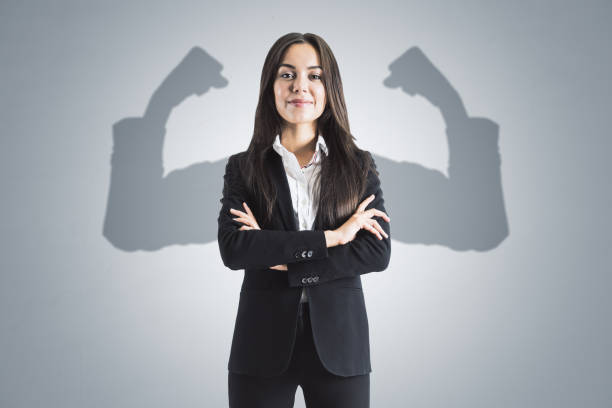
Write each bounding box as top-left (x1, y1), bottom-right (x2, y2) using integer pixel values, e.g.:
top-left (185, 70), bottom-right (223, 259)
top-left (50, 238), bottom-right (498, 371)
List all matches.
top-left (290, 102), bottom-right (312, 107)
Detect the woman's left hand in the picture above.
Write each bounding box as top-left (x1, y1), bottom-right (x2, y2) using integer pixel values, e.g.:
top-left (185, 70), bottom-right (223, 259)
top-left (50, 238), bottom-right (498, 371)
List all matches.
top-left (229, 202), bottom-right (287, 271)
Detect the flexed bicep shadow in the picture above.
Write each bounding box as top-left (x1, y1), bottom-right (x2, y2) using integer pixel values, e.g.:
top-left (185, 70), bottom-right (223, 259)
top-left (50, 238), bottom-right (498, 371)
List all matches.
top-left (380, 47), bottom-right (508, 250)
top-left (103, 47), bottom-right (229, 250)
top-left (103, 46), bottom-right (508, 252)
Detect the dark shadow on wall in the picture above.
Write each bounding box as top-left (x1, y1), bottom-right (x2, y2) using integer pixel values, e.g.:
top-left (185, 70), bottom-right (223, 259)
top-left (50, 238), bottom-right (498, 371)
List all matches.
top-left (103, 47), bottom-right (229, 251)
top-left (381, 47), bottom-right (508, 250)
top-left (103, 46), bottom-right (508, 252)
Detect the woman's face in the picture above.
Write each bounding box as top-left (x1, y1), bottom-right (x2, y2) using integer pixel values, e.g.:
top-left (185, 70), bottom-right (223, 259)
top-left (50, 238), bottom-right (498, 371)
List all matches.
top-left (273, 43), bottom-right (326, 127)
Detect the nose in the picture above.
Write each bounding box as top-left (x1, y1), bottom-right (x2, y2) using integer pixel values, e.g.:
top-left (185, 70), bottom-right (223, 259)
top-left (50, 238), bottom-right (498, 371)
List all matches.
top-left (292, 74), bottom-right (309, 93)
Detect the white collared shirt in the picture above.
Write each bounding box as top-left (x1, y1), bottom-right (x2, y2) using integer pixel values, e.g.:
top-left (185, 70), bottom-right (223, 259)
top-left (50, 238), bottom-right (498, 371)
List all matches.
top-left (272, 133), bottom-right (329, 303)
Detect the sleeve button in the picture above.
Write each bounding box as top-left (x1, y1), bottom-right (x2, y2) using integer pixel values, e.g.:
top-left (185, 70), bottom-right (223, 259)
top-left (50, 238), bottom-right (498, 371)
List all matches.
top-left (307, 250), bottom-right (313, 257)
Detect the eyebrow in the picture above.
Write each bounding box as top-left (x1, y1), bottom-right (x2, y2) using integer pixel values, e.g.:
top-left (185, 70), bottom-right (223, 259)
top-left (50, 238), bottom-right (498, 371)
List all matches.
top-left (279, 63), bottom-right (323, 70)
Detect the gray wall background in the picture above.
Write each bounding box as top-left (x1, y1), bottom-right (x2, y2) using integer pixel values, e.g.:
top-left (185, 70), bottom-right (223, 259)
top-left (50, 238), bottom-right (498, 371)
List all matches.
top-left (1, 0), bottom-right (611, 407)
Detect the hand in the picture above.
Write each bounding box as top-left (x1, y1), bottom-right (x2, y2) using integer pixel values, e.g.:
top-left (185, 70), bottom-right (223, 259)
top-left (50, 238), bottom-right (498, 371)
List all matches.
top-left (229, 202), bottom-right (286, 271)
top-left (334, 194), bottom-right (390, 245)
top-left (229, 202), bottom-right (261, 231)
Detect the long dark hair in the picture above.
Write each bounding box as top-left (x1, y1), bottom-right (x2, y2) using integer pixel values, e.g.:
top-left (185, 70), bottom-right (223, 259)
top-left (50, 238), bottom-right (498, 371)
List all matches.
top-left (243, 32), bottom-right (375, 228)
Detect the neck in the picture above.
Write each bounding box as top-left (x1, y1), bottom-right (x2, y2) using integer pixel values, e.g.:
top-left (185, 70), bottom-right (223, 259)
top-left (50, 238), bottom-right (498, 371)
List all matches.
top-left (280, 122), bottom-right (317, 155)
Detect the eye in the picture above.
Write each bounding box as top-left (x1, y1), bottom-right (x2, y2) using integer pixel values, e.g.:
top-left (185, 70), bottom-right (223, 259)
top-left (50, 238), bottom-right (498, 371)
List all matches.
top-left (279, 72), bottom-right (322, 80)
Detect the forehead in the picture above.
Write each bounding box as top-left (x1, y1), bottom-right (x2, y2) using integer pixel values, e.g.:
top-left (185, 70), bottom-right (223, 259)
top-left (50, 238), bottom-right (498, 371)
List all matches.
top-left (279, 43), bottom-right (321, 68)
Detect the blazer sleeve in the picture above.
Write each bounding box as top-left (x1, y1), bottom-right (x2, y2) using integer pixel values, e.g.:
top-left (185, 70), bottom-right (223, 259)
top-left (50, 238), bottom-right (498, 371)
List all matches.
top-left (286, 154), bottom-right (391, 287)
top-left (217, 154), bottom-right (329, 270)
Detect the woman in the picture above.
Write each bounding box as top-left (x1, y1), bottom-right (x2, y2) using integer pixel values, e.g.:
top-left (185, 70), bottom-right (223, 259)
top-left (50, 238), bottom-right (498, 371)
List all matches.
top-left (217, 32), bottom-right (391, 408)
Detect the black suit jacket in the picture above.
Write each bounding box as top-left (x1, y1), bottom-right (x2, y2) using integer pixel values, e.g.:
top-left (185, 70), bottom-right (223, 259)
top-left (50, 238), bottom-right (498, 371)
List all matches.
top-left (217, 147), bottom-right (391, 377)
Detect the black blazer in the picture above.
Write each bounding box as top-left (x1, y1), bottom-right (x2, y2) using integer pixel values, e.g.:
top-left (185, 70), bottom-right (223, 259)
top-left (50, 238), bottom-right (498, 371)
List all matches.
top-left (217, 147), bottom-right (391, 378)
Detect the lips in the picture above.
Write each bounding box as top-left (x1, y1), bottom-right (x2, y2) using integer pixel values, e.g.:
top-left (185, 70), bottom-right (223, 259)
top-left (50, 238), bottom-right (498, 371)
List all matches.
top-left (289, 100), bottom-right (313, 106)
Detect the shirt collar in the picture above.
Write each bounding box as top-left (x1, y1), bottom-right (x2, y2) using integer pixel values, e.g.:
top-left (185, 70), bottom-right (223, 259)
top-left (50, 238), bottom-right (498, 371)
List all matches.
top-left (272, 133), bottom-right (329, 163)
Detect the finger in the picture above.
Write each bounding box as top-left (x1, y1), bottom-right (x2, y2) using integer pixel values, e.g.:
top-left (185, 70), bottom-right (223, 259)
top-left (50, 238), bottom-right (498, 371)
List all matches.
top-left (231, 209), bottom-right (256, 225)
top-left (375, 209), bottom-right (391, 222)
top-left (369, 219), bottom-right (389, 238)
top-left (273, 264), bottom-right (288, 271)
top-left (362, 221), bottom-right (383, 240)
top-left (358, 194), bottom-right (375, 211)
top-left (242, 203), bottom-right (260, 229)
top-left (366, 208), bottom-right (391, 222)
top-left (239, 225), bottom-right (253, 230)
top-left (357, 194), bottom-right (375, 212)
top-left (233, 217), bottom-right (252, 226)
top-left (243, 202), bottom-right (254, 217)
top-left (230, 208), bottom-right (248, 217)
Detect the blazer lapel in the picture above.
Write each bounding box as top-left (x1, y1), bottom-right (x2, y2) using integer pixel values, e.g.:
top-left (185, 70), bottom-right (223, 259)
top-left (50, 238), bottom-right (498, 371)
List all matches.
top-left (266, 148), bottom-right (298, 231)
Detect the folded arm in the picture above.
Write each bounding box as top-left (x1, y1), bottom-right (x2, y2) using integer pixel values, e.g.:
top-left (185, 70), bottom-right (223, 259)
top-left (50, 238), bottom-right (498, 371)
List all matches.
top-left (217, 154), bottom-right (329, 270)
top-left (286, 156), bottom-right (391, 287)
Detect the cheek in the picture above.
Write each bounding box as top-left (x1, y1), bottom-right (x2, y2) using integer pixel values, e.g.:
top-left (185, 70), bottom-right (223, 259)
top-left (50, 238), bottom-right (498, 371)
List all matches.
top-left (316, 89), bottom-right (326, 109)
top-left (273, 86), bottom-right (284, 107)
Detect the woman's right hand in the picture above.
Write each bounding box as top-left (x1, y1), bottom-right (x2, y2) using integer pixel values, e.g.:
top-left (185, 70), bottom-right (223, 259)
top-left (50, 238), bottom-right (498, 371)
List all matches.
top-left (332, 194), bottom-right (390, 246)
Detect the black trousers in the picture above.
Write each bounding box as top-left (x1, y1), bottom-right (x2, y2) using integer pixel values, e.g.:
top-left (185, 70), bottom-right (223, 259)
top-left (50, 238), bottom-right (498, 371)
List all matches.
top-left (228, 302), bottom-right (370, 408)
